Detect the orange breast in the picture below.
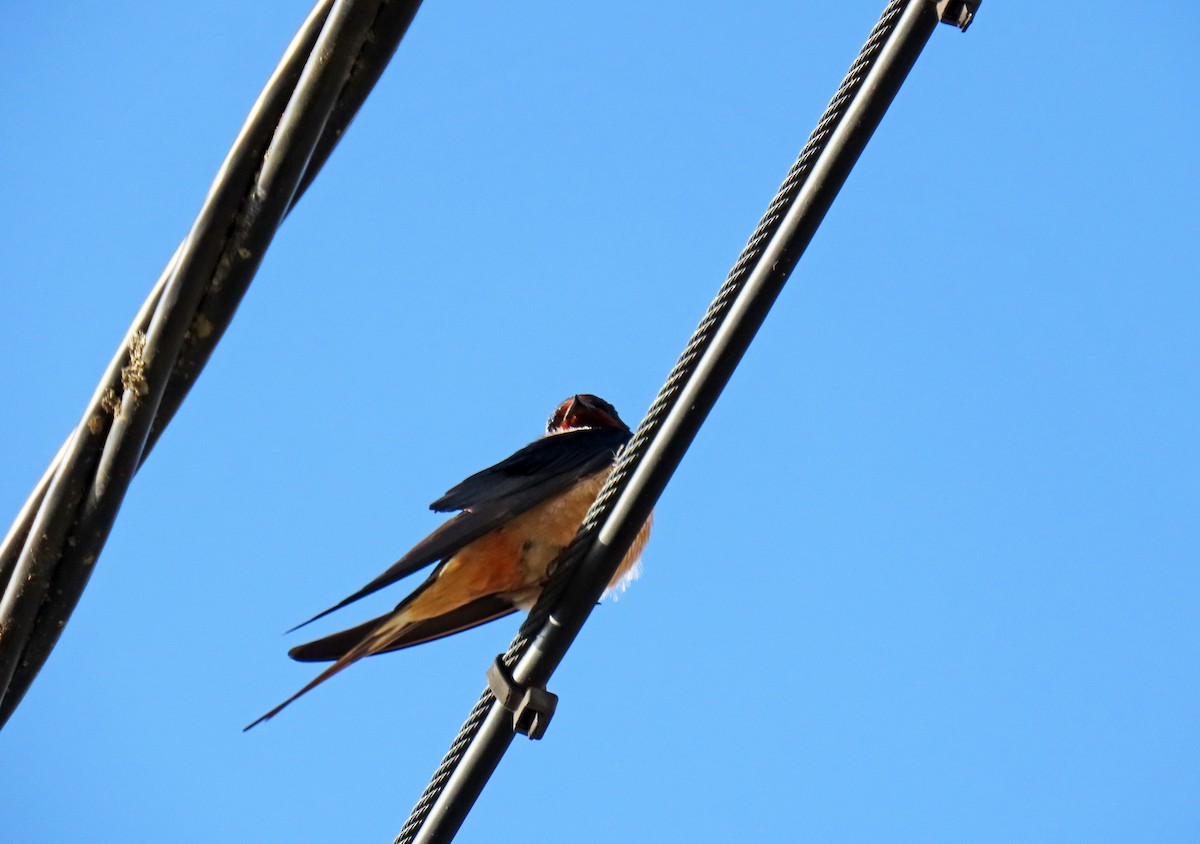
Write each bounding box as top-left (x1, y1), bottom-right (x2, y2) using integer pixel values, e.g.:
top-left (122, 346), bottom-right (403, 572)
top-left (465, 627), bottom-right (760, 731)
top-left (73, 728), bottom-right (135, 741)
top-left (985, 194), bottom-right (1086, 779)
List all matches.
top-left (405, 469), bottom-right (653, 621)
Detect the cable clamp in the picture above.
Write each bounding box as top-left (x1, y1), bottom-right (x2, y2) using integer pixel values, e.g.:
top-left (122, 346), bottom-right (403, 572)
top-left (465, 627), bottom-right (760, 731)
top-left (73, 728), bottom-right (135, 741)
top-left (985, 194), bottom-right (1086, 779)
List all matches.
top-left (935, 0), bottom-right (980, 32)
top-left (487, 656), bottom-right (558, 740)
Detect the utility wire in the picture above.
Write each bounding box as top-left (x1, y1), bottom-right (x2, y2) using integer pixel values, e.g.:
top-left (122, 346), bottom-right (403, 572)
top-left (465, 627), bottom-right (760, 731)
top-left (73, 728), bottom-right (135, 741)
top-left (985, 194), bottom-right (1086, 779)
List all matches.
top-left (395, 1), bottom-right (979, 841)
top-left (0, 0), bottom-right (425, 728)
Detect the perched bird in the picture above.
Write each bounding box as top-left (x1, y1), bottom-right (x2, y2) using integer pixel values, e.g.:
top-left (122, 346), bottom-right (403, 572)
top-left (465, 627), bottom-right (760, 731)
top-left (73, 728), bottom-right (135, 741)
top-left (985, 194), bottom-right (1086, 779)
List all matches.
top-left (246, 394), bottom-right (650, 729)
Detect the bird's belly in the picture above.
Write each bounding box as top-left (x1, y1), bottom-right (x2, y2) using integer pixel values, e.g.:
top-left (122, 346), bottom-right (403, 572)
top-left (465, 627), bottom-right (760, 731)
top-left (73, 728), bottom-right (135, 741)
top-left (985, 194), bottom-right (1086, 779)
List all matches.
top-left (499, 471), bottom-right (653, 608)
top-left (410, 470), bottom-right (651, 618)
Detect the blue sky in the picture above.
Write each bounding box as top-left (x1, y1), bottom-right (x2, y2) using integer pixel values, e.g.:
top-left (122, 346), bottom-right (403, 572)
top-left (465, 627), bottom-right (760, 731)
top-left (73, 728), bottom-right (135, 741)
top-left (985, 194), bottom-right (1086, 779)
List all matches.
top-left (2, 2), bottom-right (1198, 841)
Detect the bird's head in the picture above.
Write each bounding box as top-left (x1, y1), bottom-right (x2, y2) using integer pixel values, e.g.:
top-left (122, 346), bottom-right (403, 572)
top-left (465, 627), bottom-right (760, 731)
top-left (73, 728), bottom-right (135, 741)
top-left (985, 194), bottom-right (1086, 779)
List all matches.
top-left (547, 394), bottom-right (628, 434)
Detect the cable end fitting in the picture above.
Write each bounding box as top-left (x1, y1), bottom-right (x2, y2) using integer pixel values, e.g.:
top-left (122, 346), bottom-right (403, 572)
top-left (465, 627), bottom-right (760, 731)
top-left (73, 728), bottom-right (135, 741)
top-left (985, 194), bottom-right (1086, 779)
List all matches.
top-left (936, 0), bottom-right (980, 31)
top-left (487, 656), bottom-right (558, 740)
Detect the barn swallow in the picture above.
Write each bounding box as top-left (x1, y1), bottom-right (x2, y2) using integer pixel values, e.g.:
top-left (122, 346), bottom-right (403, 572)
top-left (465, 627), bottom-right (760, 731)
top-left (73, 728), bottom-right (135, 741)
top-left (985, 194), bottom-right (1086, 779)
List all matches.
top-left (246, 394), bottom-right (650, 729)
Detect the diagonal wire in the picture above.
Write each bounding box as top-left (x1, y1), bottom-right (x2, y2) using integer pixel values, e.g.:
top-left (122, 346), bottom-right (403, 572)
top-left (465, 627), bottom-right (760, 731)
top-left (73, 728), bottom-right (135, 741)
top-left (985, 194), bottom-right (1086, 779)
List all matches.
top-left (395, 0), bottom-right (980, 840)
top-left (0, 0), bottom-right (426, 729)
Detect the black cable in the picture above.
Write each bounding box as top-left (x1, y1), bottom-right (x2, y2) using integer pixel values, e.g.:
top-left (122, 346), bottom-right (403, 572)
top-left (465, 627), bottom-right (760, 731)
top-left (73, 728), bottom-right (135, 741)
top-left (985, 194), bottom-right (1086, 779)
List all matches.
top-left (0, 0), bottom-right (425, 728)
top-left (395, 1), bottom-right (978, 841)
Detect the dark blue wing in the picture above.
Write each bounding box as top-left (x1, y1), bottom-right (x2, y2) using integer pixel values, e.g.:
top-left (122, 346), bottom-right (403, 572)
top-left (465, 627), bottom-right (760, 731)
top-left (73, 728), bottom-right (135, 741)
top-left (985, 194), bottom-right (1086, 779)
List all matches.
top-left (287, 594), bottom-right (517, 662)
top-left (288, 426), bottom-right (629, 631)
top-left (430, 427), bottom-right (631, 512)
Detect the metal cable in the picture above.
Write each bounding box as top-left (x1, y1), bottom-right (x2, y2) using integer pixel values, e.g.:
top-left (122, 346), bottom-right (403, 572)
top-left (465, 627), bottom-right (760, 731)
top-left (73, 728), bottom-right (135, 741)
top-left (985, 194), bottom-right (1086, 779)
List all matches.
top-left (0, 0), bottom-right (425, 728)
top-left (392, 1), bottom-right (976, 840)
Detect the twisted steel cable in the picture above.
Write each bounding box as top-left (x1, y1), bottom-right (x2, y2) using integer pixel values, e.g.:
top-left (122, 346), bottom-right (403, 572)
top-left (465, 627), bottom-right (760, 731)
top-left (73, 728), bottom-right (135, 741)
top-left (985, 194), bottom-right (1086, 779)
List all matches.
top-left (393, 1), bottom-right (982, 841)
top-left (0, 0), bottom-right (978, 836)
top-left (0, 0), bottom-right (425, 728)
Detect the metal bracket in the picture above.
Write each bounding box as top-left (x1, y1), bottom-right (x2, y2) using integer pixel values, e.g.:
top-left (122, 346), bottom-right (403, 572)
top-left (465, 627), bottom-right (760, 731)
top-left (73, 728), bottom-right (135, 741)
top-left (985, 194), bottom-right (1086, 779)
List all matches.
top-left (936, 0), bottom-right (980, 32)
top-left (487, 656), bottom-right (558, 740)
